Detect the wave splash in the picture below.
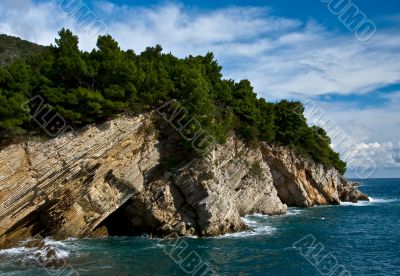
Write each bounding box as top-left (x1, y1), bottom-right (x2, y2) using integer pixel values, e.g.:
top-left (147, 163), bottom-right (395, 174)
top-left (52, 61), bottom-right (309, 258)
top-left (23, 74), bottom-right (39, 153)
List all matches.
top-left (0, 238), bottom-right (72, 270)
top-left (340, 197), bottom-right (398, 206)
top-left (215, 215), bottom-right (275, 239)
top-left (216, 207), bottom-right (305, 239)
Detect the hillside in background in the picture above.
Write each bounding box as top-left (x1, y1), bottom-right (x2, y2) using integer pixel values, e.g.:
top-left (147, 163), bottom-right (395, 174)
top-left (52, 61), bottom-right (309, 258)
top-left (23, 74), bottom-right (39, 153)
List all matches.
top-left (0, 34), bottom-right (44, 66)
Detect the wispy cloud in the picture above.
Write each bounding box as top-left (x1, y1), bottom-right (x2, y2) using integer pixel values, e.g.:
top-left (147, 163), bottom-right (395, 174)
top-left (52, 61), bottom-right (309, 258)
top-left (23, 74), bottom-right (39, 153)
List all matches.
top-left (312, 98), bottom-right (400, 174)
top-left (0, 0), bottom-right (399, 174)
top-left (1, 1), bottom-right (399, 99)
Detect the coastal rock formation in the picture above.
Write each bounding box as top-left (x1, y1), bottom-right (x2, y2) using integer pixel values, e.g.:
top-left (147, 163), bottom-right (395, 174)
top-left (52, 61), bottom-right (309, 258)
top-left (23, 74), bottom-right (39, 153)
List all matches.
top-left (0, 114), bottom-right (367, 246)
top-left (0, 114), bottom-right (160, 245)
top-left (261, 144), bottom-right (368, 207)
top-left (121, 137), bottom-right (287, 237)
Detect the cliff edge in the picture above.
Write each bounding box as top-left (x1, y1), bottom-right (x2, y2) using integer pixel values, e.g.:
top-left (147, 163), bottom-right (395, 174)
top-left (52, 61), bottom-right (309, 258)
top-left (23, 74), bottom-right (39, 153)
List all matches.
top-left (0, 113), bottom-right (367, 247)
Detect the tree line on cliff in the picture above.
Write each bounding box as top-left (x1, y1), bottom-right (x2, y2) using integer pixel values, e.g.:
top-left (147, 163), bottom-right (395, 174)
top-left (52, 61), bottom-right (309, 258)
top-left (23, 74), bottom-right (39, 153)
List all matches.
top-left (0, 29), bottom-right (346, 174)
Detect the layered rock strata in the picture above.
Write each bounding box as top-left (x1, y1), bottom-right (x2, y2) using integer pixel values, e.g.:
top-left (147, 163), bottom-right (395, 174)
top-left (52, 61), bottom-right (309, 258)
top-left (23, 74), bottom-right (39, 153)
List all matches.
top-left (0, 114), bottom-right (368, 246)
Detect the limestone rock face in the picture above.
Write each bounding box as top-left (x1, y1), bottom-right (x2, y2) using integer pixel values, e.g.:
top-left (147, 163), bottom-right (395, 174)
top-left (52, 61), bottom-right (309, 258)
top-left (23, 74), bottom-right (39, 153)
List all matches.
top-left (112, 137), bottom-right (287, 237)
top-left (261, 144), bottom-right (368, 207)
top-left (0, 114), bottom-right (367, 246)
top-left (0, 114), bottom-right (161, 245)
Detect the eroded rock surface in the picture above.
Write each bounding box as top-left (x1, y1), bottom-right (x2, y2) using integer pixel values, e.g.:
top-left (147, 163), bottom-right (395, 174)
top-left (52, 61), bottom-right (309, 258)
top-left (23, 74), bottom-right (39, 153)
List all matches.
top-left (0, 114), bottom-right (367, 246)
top-left (261, 144), bottom-right (368, 207)
top-left (0, 114), bottom-right (160, 245)
top-left (123, 138), bottom-right (287, 237)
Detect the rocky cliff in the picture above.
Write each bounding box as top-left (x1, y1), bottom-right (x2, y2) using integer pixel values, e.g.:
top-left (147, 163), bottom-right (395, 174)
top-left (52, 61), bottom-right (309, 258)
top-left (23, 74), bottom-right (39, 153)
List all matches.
top-left (261, 144), bottom-right (368, 207)
top-left (0, 113), bottom-right (367, 247)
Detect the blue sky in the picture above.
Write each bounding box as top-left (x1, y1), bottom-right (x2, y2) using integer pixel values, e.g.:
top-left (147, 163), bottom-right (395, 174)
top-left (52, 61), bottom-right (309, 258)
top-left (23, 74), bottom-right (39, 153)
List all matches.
top-left (0, 0), bottom-right (399, 178)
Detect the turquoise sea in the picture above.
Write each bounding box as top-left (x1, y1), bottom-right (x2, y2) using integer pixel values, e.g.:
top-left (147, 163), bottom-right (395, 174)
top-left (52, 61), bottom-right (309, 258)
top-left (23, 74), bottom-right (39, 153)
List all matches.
top-left (1, 178), bottom-right (399, 275)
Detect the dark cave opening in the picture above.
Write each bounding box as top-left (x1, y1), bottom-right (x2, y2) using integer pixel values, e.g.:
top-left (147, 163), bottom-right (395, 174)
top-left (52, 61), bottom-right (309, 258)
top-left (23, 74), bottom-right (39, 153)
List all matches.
top-left (95, 199), bottom-right (145, 237)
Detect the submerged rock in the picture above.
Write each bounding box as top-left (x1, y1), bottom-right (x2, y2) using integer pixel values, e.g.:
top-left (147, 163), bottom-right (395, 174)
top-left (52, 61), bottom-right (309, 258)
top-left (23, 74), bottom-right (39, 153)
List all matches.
top-left (0, 113), bottom-right (367, 246)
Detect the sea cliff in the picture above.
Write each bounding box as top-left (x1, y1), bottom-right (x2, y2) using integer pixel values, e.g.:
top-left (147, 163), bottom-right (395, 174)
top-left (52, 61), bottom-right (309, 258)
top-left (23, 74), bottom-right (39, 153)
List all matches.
top-left (0, 113), bottom-right (367, 247)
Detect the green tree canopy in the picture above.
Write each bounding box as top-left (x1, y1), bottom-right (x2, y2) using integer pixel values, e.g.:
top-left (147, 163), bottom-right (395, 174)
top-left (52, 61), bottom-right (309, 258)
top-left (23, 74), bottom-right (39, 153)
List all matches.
top-left (0, 29), bottom-right (347, 174)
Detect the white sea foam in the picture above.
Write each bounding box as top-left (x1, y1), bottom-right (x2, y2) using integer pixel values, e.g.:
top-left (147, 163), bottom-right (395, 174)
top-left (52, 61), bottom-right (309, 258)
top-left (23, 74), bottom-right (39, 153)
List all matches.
top-left (340, 201), bottom-right (367, 206)
top-left (0, 238), bottom-right (71, 267)
top-left (368, 197), bottom-right (397, 203)
top-left (214, 215), bottom-right (277, 239)
top-left (0, 247), bottom-right (32, 256)
top-left (243, 209), bottom-right (303, 218)
top-left (285, 208), bottom-right (303, 216)
top-left (340, 197), bottom-right (397, 206)
top-left (216, 208), bottom-right (307, 239)
top-left (241, 216), bottom-right (259, 226)
top-left (32, 248), bottom-right (70, 264)
top-left (247, 213), bottom-right (268, 218)
top-left (44, 238), bottom-right (69, 247)
top-left (217, 225), bottom-right (276, 239)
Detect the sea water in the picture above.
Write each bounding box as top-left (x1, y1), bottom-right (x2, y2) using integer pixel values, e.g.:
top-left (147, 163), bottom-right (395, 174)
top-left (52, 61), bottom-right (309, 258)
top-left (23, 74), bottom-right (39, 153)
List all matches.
top-left (1, 178), bottom-right (399, 275)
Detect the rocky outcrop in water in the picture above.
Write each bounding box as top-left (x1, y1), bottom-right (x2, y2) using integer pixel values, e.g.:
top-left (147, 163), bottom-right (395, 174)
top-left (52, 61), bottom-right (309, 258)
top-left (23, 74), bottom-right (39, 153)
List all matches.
top-left (0, 113), bottom-right (367, 246)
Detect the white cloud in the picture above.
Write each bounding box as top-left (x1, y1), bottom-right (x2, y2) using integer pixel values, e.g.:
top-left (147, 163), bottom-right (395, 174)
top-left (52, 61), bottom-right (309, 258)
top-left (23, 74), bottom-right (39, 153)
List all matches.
top-left (0, 1), bottom-right (399, 173)
top-left (384, 91), bottom-right (400, 105)
top-left (318, 103), bottom-right (400, 144)
top-left (304, 98), bottom-right (400, 171)
top-left (1, 1), bottom-right (399, 100)
top-left (239, 29), bottom-right (400, 99)
top-left (353, 141), bottom-right (399, 169)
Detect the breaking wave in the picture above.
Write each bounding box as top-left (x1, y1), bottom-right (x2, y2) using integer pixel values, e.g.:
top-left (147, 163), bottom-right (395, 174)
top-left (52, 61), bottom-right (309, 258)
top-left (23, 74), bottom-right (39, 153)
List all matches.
top-left (215, 215), bottom-right (276, 239)
top-left (0, 238), bottom-right (72, 270)
top-left (340, 197), bottom-right (398, 206)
